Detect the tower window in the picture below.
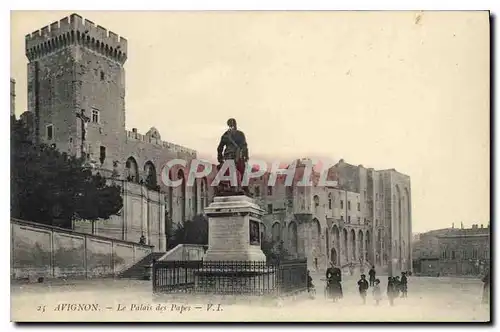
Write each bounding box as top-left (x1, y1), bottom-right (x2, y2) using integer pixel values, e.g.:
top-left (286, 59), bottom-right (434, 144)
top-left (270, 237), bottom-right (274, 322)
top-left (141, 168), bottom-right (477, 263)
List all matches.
top-left (92, 109), bottom-right (100, 123)
top-left (267, 186), bottom-right (272, 196)
top-left (267, 204), bottom-right (273, 214)
top-left (46, 124), bottom-right (53, 140)
top-left (100, 71), bottom-right (105, 81)
top-left (348, 201), bottom-right (351, 210)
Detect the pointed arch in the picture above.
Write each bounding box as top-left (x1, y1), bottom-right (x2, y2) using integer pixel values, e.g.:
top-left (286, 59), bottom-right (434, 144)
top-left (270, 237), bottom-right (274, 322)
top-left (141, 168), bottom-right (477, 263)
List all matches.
top-left (350, 228), bottom-right (356, 261)
top-left (144, 161), bottom-right (157, 188)
top-left (125, 157), bottom-right (139, 183)
top-left (358, 229), bottom-right (364, 262)
top-left (272, 221), bottom-right (281, 243)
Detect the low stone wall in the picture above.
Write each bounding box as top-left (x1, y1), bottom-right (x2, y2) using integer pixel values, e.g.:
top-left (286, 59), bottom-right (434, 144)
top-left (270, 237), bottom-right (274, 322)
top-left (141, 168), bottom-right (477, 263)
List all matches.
top-left (11, 218), bottom-right (153, 280)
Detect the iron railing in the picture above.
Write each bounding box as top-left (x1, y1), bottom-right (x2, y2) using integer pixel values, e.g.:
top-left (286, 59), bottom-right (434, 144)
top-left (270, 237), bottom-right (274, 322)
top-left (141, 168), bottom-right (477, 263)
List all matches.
top-left (152, 259), bottom-right (307, 296)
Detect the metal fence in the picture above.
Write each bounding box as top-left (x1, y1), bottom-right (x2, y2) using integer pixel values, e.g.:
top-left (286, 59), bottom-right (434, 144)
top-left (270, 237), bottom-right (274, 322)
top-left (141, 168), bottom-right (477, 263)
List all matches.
top-left (152, 259), bottom-right (307, 296)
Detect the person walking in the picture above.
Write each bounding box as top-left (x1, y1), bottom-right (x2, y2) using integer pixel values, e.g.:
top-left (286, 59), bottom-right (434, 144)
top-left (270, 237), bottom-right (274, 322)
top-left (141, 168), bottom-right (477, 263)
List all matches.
top-left (368, 265), bottom-right (376, 287)
top-left (357, 274), bottom-right (369, 305)
top-left (400, 272), bottom-right (408, 298)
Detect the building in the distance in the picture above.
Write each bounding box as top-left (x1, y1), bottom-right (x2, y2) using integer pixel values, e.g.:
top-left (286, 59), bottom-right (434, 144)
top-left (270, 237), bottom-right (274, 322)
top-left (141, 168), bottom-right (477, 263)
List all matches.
top-left (18, 13), bottom-right (413, 274)
top-left (437, 223), bottom-right (490, 276)
top-left (412, 223), bottom-right (490, 276)
top-left (250, 159), bottom-right (412, 275)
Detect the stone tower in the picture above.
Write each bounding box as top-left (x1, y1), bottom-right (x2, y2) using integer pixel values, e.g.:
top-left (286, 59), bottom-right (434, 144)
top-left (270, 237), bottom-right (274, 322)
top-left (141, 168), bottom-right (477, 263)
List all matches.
top-left (25, 13), bottom-right (127, 172)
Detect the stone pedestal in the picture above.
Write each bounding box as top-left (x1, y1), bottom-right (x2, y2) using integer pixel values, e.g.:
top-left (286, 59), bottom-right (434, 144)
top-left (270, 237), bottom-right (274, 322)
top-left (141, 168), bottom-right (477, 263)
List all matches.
top-left (203, 195), bottom-right (266, 262)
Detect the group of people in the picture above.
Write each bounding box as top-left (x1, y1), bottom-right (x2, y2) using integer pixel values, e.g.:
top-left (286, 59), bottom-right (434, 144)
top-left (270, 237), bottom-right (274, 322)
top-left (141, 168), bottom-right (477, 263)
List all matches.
top-left (358, 269), bottom-right (408, 306)
top-left (307, 263), bottom-right (410, 306)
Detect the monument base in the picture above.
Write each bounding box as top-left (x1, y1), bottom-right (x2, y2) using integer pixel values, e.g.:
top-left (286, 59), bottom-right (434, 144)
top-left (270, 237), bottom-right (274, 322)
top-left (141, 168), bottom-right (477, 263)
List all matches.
top-left (195, 267), bottom-right (277, 295)
top-left (203, 195), bottom-right (266, 262)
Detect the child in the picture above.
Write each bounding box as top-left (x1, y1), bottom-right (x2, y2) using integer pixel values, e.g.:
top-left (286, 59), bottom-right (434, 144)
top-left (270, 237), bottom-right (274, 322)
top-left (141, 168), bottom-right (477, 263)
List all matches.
top-left (372, 278), bottom-right (382, 306)
top-left (357, 274), bottom-right (369, 305)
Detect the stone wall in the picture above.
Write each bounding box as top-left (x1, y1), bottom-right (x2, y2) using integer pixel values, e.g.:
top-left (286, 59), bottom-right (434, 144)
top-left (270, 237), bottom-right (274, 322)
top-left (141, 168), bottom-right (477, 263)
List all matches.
top-left (11, 218), bottom-right (153, 280)
top-left (73, 180), bottom-right (167, 252)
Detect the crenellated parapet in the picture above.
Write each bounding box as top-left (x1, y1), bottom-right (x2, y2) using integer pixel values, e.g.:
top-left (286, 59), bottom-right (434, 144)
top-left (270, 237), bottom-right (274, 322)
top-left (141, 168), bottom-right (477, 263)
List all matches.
top-left (126, 129), bottom-right (197, 158)
top-left (25, 13), bottom-right (127, 64)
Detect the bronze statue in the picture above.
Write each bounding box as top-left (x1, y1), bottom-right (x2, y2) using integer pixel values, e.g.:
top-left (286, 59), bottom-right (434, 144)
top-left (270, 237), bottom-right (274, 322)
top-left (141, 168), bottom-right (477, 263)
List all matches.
top-left (216, 118), bottom-right (249, 195)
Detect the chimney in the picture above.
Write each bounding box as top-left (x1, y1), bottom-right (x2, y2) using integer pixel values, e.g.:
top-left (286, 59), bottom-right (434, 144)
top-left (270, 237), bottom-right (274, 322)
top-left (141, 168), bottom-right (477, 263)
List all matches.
top-left (452, 223), bottom-right (455, 229)
top-left (461, 222), bottom-right (464, 229)
top-left (481, 224), bottom-right (483, 229)
top-left (132, 128), bottom-right (137, 133)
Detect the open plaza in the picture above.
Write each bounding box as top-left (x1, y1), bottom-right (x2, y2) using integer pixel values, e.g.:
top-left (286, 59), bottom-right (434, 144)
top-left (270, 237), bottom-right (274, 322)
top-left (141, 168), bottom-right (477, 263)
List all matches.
top-left (11, 273), bottom-right (489, 322)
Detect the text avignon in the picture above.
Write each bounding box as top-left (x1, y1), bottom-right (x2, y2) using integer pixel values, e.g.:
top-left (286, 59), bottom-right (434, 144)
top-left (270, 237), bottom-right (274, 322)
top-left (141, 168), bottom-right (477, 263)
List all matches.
top-left (53, 303), bottom-right (100, 311)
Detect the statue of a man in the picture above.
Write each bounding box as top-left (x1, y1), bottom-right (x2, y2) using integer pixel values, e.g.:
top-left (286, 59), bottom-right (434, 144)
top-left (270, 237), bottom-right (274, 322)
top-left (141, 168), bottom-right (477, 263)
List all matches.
top-left (217, 118), bottom-right (249, 194)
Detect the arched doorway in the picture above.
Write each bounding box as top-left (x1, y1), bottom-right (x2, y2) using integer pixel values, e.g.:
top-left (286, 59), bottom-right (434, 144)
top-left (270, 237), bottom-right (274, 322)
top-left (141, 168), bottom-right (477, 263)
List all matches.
top-left (358, 229), bottom-right (364, 263)
top-left (365, 230), bottom-right (371, 262)
top-left (342, 228), bottom-right (348, 262)
top-left (330, 248), bottom-right (338, 266)
top-left (350, 229), bottom-right (356, 261)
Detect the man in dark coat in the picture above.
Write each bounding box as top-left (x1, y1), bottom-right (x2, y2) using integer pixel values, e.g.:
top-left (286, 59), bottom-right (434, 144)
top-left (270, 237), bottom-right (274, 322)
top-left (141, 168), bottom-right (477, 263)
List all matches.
top-left (357, 274), bottom-right (369, 304)
top-left (216, 118), bottom-right (249, 194)
top-left (368, 265), bottom-right (376, 287)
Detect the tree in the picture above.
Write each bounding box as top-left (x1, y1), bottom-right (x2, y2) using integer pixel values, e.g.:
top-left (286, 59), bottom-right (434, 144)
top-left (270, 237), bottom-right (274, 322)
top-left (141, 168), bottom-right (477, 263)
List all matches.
top-left (10, 116), bottom-right (123, 228)
top-left (167, 214), bottom-right (209, 250)
top-left (261, 239), bottom-right (290, 264)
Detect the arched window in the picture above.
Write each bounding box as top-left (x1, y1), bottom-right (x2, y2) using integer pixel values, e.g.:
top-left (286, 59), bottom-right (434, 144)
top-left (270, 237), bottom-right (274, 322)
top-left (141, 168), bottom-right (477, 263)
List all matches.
top-left (125, 157), bottom-right (139, 183)
top-left (328, 193), bottom-right (333, 210)
top-left (144, 161), bottom-right (157, 188)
